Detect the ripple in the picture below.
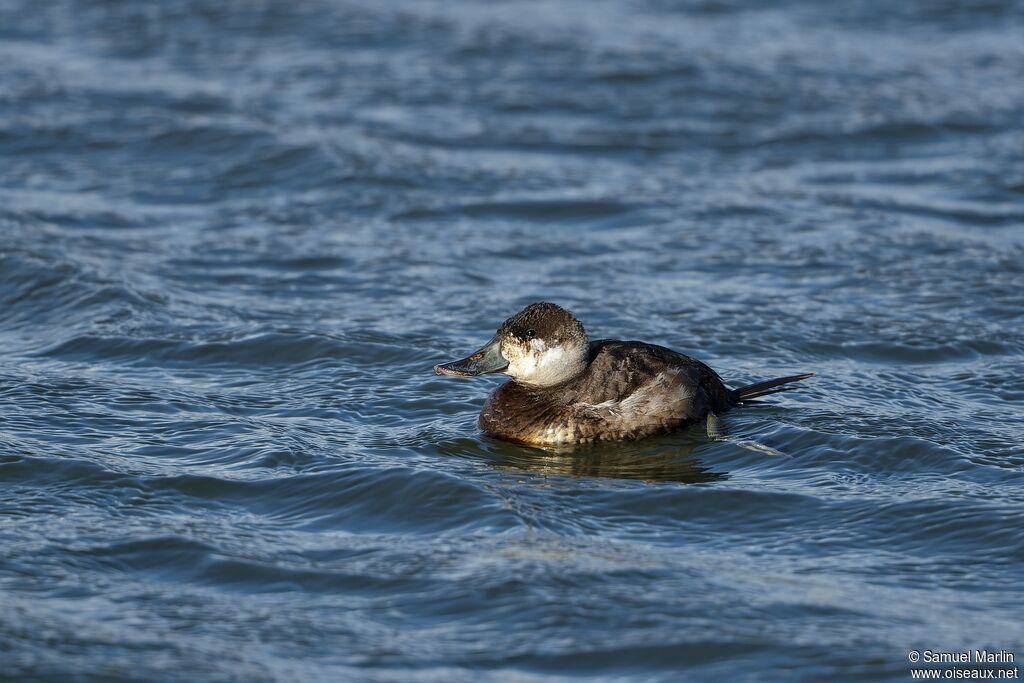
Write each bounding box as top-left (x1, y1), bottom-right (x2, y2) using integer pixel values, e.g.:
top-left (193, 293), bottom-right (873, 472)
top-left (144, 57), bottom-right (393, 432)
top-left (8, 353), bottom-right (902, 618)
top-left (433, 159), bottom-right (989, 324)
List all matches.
top-left (395, 199), bottom-right (641, 225)
top-left (149, 466), bottom-right (520, 535)
top-left (37, 333), bottom-right (356, 368)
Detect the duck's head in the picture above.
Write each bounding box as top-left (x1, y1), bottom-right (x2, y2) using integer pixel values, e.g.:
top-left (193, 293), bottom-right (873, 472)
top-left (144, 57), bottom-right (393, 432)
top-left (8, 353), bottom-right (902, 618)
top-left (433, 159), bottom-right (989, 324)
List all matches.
top-left (434, 302), bottom-right (589, 387)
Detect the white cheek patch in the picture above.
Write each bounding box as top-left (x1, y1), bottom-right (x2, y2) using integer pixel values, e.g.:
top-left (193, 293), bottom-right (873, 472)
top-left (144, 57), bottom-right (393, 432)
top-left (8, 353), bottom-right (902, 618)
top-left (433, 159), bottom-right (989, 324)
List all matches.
top-left (505, 339), bottom-right (571, 386)
top-left (532, 347), bottom-right (567, 383)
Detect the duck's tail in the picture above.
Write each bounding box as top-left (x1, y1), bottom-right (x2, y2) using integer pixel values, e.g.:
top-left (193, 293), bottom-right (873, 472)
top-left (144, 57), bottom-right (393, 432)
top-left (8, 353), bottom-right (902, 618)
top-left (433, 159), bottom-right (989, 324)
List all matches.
top-left (733, 373), bottom-right (815, 402)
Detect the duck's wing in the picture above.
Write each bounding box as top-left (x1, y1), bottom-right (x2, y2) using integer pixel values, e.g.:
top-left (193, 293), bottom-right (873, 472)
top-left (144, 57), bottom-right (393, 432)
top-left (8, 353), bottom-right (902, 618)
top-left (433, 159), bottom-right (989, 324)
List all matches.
top-left (589, 339), bottom-right (736, 410)
top-left (573, 365), bottom-right (703, 419)
top-left (570, 342), bottom-right (713, 438)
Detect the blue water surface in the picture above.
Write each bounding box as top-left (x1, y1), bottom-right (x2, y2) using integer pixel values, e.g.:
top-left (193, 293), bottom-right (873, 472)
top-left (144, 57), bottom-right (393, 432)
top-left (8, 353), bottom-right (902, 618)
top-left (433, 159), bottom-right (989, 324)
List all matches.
top-left (1, 1), bottom-right (1023, 681)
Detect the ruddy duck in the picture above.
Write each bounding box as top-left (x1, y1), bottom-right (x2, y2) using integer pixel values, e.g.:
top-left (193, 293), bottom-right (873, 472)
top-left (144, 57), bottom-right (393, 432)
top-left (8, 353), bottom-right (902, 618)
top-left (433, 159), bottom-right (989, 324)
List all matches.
top-left (434, 302), bottom-right (813, 446)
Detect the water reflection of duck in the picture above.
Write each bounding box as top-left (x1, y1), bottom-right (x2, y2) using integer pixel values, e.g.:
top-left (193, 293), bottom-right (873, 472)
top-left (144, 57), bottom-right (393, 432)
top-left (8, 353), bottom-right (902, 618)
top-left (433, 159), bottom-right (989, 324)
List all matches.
top-left (488, 438), bottom-right (727, 484)
top-left (435, 303), bottom-right (813, 446)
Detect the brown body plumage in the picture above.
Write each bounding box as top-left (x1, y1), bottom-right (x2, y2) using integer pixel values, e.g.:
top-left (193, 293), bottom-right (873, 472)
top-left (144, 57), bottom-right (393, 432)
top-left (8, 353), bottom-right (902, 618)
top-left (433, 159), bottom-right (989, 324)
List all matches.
top-left (480, 340), bottom-right (735, 444)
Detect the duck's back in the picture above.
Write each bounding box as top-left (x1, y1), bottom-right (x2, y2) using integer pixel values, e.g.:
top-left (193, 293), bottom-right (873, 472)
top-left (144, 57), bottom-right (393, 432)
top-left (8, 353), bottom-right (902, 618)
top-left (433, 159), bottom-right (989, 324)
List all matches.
top-left (479, 340), bottom-right (736, 445)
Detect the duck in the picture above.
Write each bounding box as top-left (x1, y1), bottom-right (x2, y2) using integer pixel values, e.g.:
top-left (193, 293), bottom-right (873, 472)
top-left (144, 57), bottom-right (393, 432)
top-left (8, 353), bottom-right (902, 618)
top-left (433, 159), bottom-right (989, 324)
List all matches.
top-left (433, 302), bottom-right (813, 446)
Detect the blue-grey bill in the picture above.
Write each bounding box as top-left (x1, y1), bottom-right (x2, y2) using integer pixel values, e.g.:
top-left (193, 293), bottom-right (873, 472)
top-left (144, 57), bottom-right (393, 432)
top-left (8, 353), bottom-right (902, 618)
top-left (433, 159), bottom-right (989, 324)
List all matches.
top-left (434, 337), bottom-right (508, 377)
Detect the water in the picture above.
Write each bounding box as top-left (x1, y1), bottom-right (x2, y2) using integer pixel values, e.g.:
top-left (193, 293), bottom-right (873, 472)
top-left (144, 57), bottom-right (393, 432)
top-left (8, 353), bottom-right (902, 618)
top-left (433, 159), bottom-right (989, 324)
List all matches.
top-left (2, 1), bottom-right (1023, 680)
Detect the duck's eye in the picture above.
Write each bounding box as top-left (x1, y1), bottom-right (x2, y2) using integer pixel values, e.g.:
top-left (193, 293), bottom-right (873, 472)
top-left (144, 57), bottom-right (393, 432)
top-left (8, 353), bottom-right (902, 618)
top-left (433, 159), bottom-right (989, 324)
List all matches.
top-left (525, 329), bottom-right (536, 339)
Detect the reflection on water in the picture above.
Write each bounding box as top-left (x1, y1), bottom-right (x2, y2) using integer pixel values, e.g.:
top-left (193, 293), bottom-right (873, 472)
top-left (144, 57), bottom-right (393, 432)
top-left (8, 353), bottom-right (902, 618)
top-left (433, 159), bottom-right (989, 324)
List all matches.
top-left (490, 444), bottom-right (728, 484)
top-left (484, 436), bottom-right (728, 484)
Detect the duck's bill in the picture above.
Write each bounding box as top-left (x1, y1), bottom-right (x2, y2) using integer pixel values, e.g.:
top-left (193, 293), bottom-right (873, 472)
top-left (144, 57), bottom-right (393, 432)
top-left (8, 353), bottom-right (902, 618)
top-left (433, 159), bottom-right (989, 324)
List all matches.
top-left (434, 337), bottom-right (508, 377)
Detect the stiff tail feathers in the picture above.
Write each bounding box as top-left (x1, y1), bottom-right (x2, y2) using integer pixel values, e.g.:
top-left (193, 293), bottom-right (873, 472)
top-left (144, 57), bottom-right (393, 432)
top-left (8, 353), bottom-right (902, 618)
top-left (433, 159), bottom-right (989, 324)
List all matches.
top-left (734, 372), bottom-right (815, 402)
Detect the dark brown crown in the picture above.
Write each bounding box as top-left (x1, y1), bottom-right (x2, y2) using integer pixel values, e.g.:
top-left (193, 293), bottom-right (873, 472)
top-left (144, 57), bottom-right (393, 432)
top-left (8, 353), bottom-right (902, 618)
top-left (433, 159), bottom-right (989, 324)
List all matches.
top-left (497, 302), bottom-right (586, 344)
